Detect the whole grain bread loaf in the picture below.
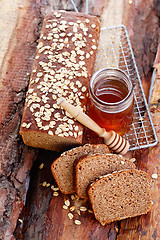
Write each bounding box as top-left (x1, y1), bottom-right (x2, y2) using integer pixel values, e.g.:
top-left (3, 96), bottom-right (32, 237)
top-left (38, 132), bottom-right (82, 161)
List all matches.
top-left (75, 154), bottom-right (136, 199)
top-left (88, 169), bottom-right (152, 225)
top-left (51, 144), bottom-right (110, 194)
top-left (19, 10), bottom-right (100, 151)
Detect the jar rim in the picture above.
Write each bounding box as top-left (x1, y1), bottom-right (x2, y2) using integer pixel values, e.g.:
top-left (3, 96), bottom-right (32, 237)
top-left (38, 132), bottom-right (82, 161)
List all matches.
top-left (89, 67), bottom-right (133, 106)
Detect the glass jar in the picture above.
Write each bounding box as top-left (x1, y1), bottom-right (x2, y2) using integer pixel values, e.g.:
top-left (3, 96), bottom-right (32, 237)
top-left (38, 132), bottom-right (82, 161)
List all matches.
top-left (89, 68), bottom-right (134, 135)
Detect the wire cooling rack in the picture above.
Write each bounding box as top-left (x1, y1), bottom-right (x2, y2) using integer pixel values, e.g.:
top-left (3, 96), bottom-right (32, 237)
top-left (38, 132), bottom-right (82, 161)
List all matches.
top-left (95, 25), bottom-right (158, 151)
top-left (69, 1), bottom-right (158, 151)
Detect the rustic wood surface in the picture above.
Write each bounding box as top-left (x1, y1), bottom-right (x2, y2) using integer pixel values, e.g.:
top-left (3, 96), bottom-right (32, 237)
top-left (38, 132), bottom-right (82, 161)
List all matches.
top-left (0, 0), bottom-right (160, 239)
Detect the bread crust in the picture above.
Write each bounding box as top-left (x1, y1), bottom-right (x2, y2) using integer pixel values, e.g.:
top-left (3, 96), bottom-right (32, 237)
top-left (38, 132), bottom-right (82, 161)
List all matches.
top-left (88, 169), bottom-right (152, 225)
top-left (51, 144), bottom-right (110, 194)
top-left (74, 154), bottom-right (136, 199)
top-left (20, 10), bottom-right (100, 151)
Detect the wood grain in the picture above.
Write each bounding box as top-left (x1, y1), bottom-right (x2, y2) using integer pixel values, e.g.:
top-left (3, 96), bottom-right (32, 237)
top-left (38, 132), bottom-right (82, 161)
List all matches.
top-left (0, 0), bottom-right (160, 239)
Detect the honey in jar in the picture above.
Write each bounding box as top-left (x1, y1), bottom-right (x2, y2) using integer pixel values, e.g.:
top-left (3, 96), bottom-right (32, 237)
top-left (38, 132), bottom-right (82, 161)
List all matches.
top-left (89, 68), bottom-right (134, 135)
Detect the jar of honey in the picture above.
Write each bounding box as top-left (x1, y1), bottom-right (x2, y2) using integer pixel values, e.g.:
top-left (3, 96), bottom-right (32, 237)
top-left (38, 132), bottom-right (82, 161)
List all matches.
top-left (89, 68), bottom-right (134, 135)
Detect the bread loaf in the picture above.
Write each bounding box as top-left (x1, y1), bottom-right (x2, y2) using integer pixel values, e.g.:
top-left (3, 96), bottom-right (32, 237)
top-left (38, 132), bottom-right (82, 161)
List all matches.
top-left (51, 144), bottom-right (110, 194)
top-left (75, 154), bottom-right (136, 199)
top-left (88, 169), bottom-right (152, 225)
top-left (19, 11), bottom-right (100, 151)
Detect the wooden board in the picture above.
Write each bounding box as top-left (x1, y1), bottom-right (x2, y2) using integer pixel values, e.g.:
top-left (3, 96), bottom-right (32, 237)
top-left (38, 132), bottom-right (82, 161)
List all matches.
top-left (0, 0), bottom-right (160, 239)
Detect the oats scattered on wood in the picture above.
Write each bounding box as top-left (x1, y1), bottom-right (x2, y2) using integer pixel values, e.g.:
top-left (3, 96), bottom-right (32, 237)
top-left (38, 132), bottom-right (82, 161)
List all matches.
top-left (77, 210), bottom-right (81, 215)
top-left (68, 213), bottom-right (74, 219)
top-left (74, 220), bottom-right (81, 225)
top-left (53, 187), bottom-right (59, 191)
top-left (63, 205), bottom-right (68, 210)
top-left (88, 209), bottom-right (93, 213)
top-left (18, 219), bottom-right (23, 223)
top-left (80, 206), bottom-right (87, 212)
top-left (39, 163), bottom-right (44, 169)
top-left (71, 195), bottom-right (75, 200)
top-left (42, 181), bottom-right (47, 187)
top-left (70, 206), bottom-right (75, 211)
top-left (115, 227), bottom-right (119, 232)
top-left (65, 200), bottom-right (70, 207)
top-left (53, 191), bottom-right (59, 196)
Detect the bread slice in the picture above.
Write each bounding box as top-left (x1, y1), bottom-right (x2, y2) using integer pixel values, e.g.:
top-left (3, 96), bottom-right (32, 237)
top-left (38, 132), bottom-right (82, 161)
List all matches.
top-left (75, 154), bottom-right (136, 199)
top-left (51, 144), bottom-right (110, 194)
top-left (88, 169), bottom-right (152, 225)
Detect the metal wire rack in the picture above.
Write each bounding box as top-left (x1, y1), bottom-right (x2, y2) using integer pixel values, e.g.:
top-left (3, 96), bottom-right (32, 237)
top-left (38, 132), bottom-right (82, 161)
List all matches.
top-left (69, 1), bottom-right (158, 151)
top-left (95, 25), bottom-right (158, 151)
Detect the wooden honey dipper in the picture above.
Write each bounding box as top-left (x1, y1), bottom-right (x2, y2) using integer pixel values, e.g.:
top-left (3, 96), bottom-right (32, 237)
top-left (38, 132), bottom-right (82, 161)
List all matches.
top-left (57, 97), bottom-right (130, 155)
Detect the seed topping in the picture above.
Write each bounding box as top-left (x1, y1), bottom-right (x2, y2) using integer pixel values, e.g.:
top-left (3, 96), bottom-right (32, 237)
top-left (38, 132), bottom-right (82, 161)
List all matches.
top-left (22, 12), bottom-right (98, 139)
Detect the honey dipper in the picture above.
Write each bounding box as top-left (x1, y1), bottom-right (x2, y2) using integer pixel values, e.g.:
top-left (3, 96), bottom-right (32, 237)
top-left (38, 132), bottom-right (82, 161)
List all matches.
top-left (57, 97), bottom-right (130, 155)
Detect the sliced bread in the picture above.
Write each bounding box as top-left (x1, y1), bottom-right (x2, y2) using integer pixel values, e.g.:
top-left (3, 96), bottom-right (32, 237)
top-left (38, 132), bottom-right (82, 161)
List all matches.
top-left (88, 169), bottom-right (152, 225)
top-left (75, 154), bottom-right (136, 199)
top-left (51, 144), bottom-right (110, 194)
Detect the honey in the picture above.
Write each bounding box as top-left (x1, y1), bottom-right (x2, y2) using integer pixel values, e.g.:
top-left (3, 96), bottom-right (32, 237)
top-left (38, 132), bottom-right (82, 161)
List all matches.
top-left (89, 68), bottom-right (134, 135)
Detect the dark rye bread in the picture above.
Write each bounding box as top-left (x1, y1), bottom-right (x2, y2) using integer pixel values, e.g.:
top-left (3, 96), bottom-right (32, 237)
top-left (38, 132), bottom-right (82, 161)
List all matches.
top-left (75, 154), bottom-right (136, 199)
top-left (88, 169), bottom-right (152, 225)
top-left (20, 10), bottom-right (100, 151)
top-left (51, 144), bottom-right (110, 194)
